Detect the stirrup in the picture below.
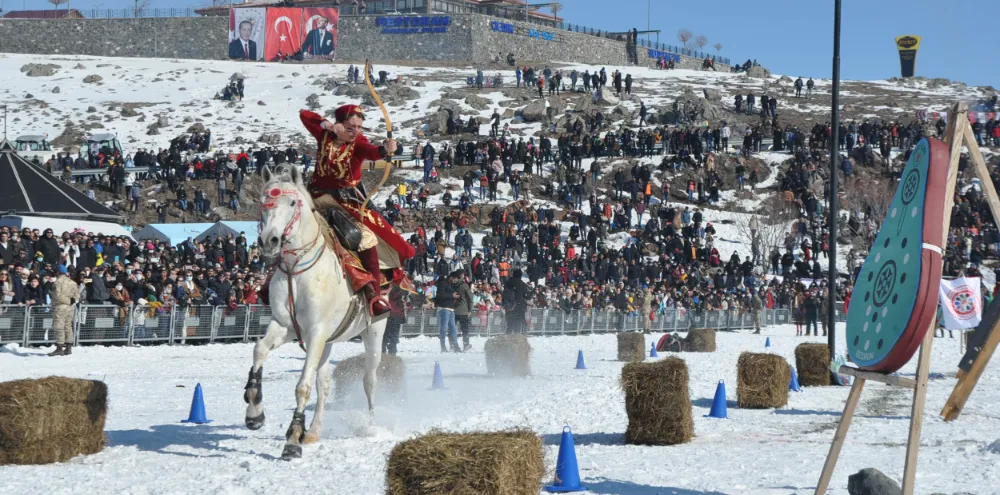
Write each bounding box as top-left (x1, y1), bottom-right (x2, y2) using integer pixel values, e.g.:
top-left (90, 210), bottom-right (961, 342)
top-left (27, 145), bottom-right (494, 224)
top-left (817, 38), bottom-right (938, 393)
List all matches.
top-left (367, 294), bottom-right (390, 323)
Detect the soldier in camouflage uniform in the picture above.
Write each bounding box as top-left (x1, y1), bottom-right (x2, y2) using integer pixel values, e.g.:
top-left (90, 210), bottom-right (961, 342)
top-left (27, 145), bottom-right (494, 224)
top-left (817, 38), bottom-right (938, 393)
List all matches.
top-left (49, 265), bottom-right (79, 356)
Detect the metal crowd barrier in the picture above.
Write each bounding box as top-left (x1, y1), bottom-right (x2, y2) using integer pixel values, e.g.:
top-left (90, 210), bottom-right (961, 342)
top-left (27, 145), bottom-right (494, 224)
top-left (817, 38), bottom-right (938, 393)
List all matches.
top-left (0, 304), bottom-right (793, 347)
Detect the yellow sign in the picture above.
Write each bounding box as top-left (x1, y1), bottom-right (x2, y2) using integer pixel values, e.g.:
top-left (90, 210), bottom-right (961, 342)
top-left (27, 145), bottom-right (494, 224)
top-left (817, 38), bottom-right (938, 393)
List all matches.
top-left (895, 35), bottom-right (920, 51)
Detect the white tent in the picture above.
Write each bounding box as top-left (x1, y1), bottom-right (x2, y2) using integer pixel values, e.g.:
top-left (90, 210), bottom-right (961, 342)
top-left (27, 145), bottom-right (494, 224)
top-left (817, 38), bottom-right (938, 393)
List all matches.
top-left (0, 215), bottom-right (134, 239)
top-left (195, 221), bottom-right (259, 246)
top-left (133, 223), bottom-right (214, 247)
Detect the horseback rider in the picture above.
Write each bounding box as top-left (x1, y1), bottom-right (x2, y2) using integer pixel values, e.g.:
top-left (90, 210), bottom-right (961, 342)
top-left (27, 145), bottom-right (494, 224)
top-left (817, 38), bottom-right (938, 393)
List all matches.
top-left (299, 105), bottom-right (416, 320)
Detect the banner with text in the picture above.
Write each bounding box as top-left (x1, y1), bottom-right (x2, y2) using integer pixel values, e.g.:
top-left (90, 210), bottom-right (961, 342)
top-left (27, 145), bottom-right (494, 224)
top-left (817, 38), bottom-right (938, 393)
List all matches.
top-left (895, 35), bottom-right (921, 78)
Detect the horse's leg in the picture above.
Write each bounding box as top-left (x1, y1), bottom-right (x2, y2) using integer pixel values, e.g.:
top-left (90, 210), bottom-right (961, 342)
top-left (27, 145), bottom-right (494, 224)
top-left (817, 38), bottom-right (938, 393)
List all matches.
top-left (362, 319), bottom-right (387, 417)
top-left (303, 342), bottom-right (333, 444)
top-left (281, 333), bottom-right (326, 460)
top-left (245, 321), bottom-right (291, 430)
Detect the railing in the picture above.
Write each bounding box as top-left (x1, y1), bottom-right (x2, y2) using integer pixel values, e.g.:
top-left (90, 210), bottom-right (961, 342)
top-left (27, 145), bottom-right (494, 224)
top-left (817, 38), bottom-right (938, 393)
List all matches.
top-left (554, 23), bottom-right (731, 66)
top-left (0, 304), bottom-right (843, 347)
top-left (78, 8), bottom-right (198, 19)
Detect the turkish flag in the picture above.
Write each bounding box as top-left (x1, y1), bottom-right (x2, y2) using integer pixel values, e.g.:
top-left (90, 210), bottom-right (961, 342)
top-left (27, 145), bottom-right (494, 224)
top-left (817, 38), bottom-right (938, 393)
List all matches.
top-left (263, 8), bottom-right (303, 61)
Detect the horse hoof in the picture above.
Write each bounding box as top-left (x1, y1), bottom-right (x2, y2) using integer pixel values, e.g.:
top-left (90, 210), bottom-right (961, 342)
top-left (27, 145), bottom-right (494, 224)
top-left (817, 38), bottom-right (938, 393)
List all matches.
top-left (303, 431), bottom-right (320, 444)
top-left (246, 413), bottom-right (265, 430)
top-left (281, 444), bottom-right (302, 460)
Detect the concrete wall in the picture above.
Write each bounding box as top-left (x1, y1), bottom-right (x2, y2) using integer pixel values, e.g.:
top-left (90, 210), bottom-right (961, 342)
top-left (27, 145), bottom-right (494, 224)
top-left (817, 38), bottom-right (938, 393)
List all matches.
top-left (0, 17), bottom-right (228, 60)
top-left (337, 14), bottom-right (473, 62)
top-left (471, 16), bottom-right (629, 66)
top-left (0, 14), bottom-right (727, 70)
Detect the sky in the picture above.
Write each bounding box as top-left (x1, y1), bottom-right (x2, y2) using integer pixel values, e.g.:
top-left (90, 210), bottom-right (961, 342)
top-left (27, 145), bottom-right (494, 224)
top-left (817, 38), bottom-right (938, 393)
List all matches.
top-left (14, 0), bottom-right (999, 87)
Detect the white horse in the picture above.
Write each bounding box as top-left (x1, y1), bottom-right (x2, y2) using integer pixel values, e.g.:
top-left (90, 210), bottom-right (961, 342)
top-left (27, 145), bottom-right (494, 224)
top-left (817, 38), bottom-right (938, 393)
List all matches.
top-left (243, 165), bottom-right (386, 460)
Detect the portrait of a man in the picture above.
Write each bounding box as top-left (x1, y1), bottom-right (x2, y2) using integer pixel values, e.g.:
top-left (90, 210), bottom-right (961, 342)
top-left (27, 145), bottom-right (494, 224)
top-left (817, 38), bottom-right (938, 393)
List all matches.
top-left (229, 20), bottom-right (258, 60)
top-left (302, 15), bottom-right (334, 59)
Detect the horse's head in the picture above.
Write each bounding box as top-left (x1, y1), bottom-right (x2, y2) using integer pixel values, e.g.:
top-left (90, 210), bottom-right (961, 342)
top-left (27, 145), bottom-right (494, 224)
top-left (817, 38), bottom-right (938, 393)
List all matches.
top-left (258, 165), bottom-right (314, 264)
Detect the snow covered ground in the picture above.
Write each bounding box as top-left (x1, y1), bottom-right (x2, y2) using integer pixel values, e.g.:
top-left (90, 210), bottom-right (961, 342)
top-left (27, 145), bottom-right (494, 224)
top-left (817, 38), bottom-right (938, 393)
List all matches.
top-left (1, 323), bottom-right (997, 495)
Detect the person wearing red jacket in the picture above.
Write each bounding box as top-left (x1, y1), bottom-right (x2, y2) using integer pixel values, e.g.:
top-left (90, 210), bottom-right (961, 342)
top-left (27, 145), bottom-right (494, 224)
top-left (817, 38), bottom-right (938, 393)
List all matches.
top-left (299, 105), bottom-right (416, 319)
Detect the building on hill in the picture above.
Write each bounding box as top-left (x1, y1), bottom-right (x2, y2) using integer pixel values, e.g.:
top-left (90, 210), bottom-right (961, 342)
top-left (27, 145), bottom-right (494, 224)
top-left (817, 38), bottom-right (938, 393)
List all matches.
top-left (1, 9), bottom-right (85, 19)
top-left (196, 0), bottom-right (559, 26)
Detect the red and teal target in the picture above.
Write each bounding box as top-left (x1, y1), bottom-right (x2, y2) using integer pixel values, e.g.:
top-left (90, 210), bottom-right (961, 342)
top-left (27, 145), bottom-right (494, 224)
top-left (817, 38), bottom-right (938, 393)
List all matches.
top-left (846, 138), bottom-right (950, 373)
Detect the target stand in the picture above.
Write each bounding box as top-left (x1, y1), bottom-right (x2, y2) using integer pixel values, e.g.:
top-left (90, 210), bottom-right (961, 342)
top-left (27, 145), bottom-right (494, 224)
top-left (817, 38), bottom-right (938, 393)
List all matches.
top-left (815, 103), bottom-right (995, 495)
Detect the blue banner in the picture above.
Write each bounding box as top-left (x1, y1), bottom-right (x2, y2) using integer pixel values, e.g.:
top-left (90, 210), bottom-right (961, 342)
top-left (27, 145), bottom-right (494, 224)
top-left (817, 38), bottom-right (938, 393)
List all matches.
top-left (490, 20), bottom-right (559, 42)
top-left (648, 49), bottom-right (680, 62)
top-left (376, 16), bottom-right (450, 34)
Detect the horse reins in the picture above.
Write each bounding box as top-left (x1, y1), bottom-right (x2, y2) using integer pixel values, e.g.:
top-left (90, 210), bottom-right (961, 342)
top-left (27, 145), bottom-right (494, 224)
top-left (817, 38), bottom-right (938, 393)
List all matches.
top-left (261, 187), bottom-right (327, 351)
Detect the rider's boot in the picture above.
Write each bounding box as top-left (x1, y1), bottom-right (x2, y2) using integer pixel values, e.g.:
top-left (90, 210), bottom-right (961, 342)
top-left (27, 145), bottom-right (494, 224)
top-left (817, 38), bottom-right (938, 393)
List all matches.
top-left (359, 247), bottom-right (390, 321)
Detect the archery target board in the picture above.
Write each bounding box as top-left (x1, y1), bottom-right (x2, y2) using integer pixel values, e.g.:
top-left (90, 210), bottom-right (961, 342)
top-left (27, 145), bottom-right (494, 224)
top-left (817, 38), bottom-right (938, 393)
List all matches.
top-left (846, 138), bottom-right (950, 373)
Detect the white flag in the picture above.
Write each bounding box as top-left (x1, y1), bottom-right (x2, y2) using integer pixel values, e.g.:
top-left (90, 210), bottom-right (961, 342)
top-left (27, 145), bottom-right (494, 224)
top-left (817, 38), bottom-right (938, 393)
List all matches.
top-left (938, 277), bottom-right (982, 330)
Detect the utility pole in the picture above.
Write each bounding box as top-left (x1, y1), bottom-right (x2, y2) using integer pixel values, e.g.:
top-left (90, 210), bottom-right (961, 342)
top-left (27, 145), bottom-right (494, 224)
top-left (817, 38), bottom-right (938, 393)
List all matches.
top-left (2, 105), bottom-right (7, 141)
top-left (827, 0), bottom-right (842, 362)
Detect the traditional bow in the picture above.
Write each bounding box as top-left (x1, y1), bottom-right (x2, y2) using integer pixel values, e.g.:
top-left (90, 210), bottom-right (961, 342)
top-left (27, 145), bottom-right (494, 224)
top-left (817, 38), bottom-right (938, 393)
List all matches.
top-left (361, 59), bottom-right (393, 217)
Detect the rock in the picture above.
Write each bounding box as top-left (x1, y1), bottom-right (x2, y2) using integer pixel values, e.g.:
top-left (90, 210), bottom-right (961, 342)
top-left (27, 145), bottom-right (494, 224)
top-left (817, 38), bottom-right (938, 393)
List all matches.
top-left (120, 108), bottom-right (139, 118)
top-left (157, 116), bottom-right (169, 128)
top-left (146, 123), bottom-right (160, 136)
top-left (230, 72), bottom-right (245, 81)
top-left (87, 106), bottom-right (97, 113)
top-left (334, 85), bottom-right (352, 96)
top-left (423, 182), bottom-right (445, 195)
top-left (258, 133), bottom-right (282, 145)
top-left (187, 123), bottom-right (206, 133)
top-left (24, 93), bottom-right (34, 99)
top-left (20, 63), bottom-right (60, 77)
top-left (465, 94), bottom-right (490, 110)
top-left (847, 468), bottom-right (901, 495)
top-left (610, 105), bottom-right (630, 120)
top-left (292, 72), bottom-right (300, 77)
top-left (258, 100), bottom-right (267, 106)
top-left (597, 92), bottom-right (620, 106)
top-left (414, 81), bottom-right (426, 87)
top-left (283, 85), bottom-right (293, 89)
top-left (424, 109), bottom-right (451, 135)
top-left (521, 100), bottom-right (548, 122)
top-left (183, 116), bottom-right (193, 123)
top-left (83, 74), bottom-right (103, 84)
top-left (502, 108), bottom-right (515, 119)
top-left (73, 63), bottom-right (86, 70)
top-left (51, 86), bottom-right (60, 94)
top-left (305, 94), bottom-right (321, 111)
top-left (703, 88), bottom-right (721, 100)
top-left (746, 65), bottom-right (771, 79)
top-left (433, 99), bottom-right (463, 116)
top-left (778, 75), bottom-right (793, 84)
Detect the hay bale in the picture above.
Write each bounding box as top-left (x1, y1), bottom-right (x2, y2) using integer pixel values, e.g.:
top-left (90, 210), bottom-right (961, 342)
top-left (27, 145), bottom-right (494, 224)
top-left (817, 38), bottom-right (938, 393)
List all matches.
top-left (385, 429), bottom-right (544, 495)
top-left (617, 332), bottom-right (646, 362)
top-left (333, 354), bottom-right (406, 399)
top-left (0, 377), bottom-right (107, 465)
top-left (484, 334), bottom-right (532, 377)
top-left (736, 352), bottom-right (790, 409)
top-left (620, 357), bottom-right (694, 446)
top-left (795, 343), bottom-right (832, 387)
top-left (682, 328), bottom-right (717, 352)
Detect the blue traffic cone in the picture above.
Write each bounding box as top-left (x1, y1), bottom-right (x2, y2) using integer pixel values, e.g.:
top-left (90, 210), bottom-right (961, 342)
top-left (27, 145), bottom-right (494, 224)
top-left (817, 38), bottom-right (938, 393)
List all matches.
top-left (181, 383), bottom-right (212, 424)
top-left (650, 342), bottom-right (658, 358)
top-left (706, 380), bottom-right (728, 419)
top-left (765, 337), bottom-right (771, 348)
top-left (790, 367), bottom-right (802, 392)
top-left (430, 362), bottom-right (446, 390)
top-left (574, 350), bottom-right (587, 370)
top-left (545, 426), bottom-right (587, 493)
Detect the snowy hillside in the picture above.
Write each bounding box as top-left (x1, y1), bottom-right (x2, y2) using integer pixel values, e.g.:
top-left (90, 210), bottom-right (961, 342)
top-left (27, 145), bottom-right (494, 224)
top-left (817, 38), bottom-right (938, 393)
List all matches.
top-left (2, 53), bottom-right (991, 154)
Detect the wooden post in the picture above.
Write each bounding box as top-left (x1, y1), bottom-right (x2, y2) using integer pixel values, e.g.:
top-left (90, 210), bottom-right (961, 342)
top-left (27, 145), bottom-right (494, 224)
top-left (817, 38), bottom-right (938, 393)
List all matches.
top-left (813, 378), bottom-right (866, 495)
top-left (902, 325), bottom-right (935, 494)
top-left (939, 104), bottom-right (1000, 422)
